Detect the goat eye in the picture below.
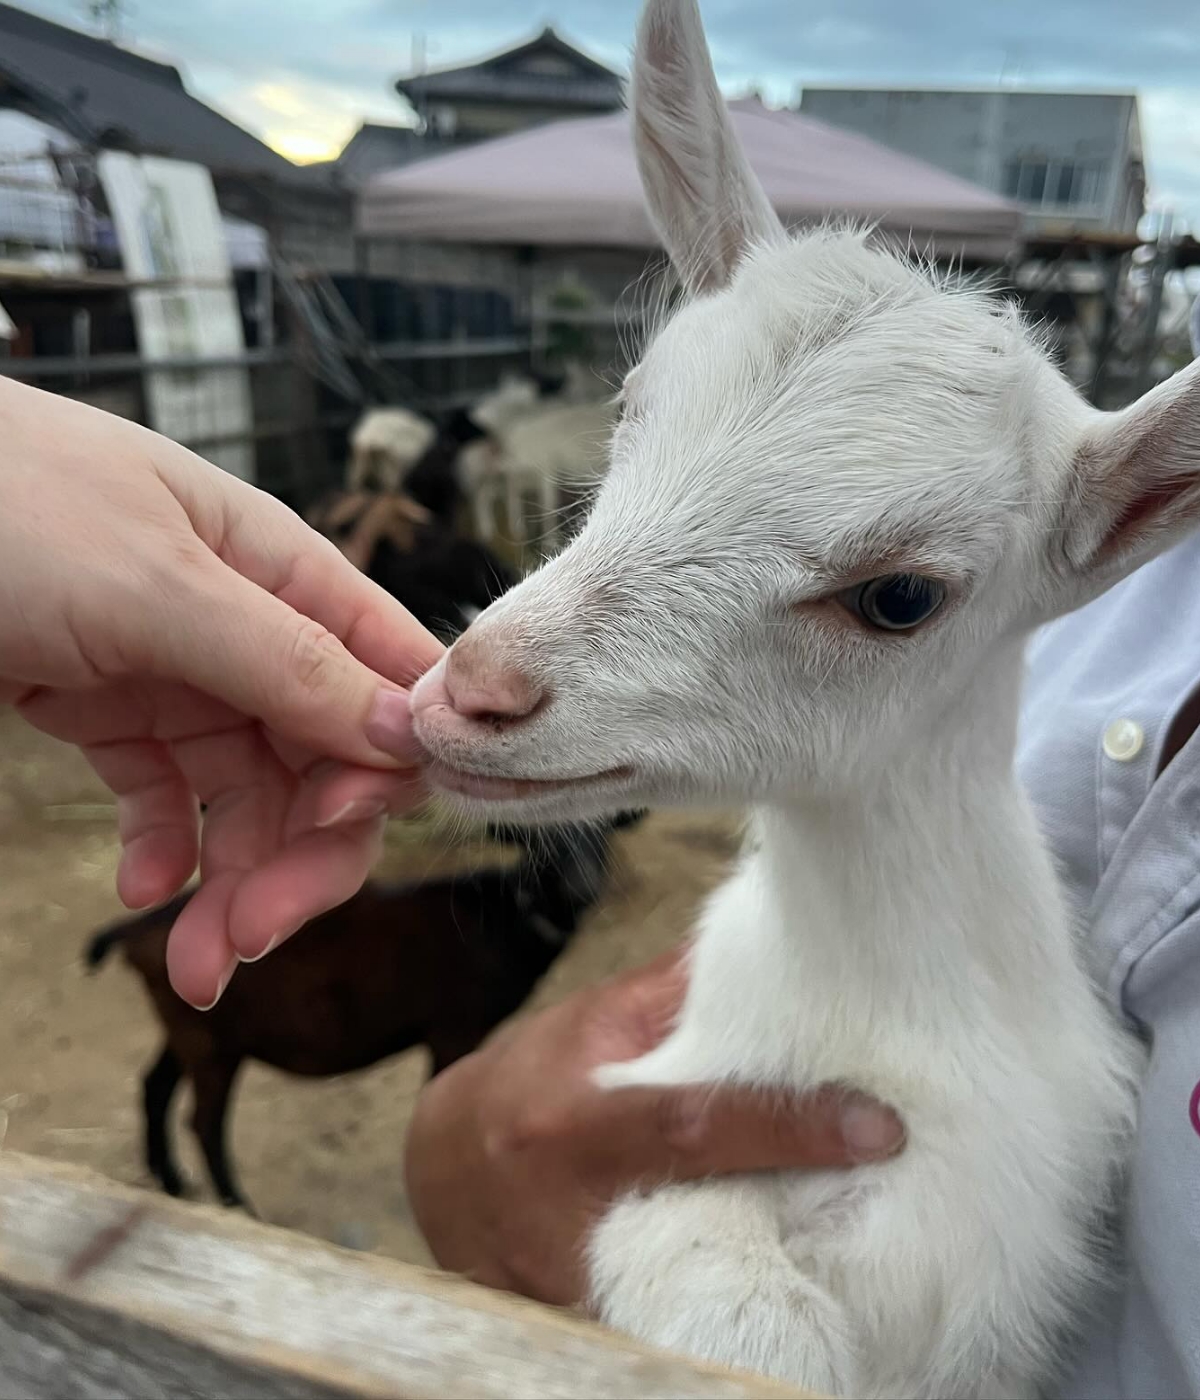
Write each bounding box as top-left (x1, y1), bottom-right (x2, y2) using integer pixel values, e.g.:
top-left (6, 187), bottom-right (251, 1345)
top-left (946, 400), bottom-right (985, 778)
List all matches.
top-left (845, 574), bottom-right (946, 632)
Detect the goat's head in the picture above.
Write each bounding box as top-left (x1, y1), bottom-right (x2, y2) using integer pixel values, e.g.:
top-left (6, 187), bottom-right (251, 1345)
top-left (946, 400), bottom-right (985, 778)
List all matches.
top-left (470, 373), bottom-right (541, 433)
top-left (413, 0), bottom-right (1200, 823)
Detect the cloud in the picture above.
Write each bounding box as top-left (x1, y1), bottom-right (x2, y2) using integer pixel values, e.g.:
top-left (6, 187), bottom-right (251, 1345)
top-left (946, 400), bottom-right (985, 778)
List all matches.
top-left (217, 73), bottom-right (408, 162)
top-left (1140, 91), bottom-right (1200, 223)
top-left (9, 0), bottom-right (1200, 219)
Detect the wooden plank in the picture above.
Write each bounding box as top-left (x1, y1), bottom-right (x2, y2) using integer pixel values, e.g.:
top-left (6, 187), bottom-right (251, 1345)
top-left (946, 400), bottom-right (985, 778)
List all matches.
top-left (0, 1153), bottom-right (808, 1400)
top-left (0, 1283), bottom-right (349, 1400)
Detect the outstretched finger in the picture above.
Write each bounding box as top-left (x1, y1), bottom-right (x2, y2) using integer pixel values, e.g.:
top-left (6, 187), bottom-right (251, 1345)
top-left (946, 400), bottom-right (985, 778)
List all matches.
top-left (225, 819), bottom-right (386, 963)
top-left (576, 1081), bottom-right (904, 1184)
top-left (84, 737), bottom-right (199, 909)
top-left (163, 463), bottom-right (446, 688)
top-left (141, 556), bottom-right (421, 770)
top-left (290, 764), bottom-right (427, 831)
top-left (165, 872), bottom-right (241, 1010)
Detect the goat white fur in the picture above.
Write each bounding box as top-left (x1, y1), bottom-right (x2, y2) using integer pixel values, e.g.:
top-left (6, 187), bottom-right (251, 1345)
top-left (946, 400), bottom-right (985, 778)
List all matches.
top-left (463, 379), bottom-right (617, 546)
top-left (346, 406), bottom-right (436, 492)
top-left (411, 1), bottom-right (1200, 1393)
top-left (468, 372), bottom-right (542, 434)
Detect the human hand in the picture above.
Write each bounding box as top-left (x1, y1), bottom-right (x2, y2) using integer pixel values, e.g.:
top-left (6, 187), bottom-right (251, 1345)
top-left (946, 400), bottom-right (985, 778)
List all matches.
top-left (405, 947), bottom-right (904, 1306)
top-left (0, 378), bottom-right (444, 1008)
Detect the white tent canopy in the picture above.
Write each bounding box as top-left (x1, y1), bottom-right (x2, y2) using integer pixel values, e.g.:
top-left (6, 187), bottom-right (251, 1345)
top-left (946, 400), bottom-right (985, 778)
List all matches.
top-left (359, 99), bottom-right (1023, 261)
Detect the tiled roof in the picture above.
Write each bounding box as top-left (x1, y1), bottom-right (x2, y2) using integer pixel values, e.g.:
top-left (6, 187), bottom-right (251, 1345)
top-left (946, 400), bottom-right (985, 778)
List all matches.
top-left (397, 26), bottom-right (621, 111)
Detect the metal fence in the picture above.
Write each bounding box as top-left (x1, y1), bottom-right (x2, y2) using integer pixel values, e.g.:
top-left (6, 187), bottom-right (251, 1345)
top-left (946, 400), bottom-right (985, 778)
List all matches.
top-left (0, 333), bottom-right (548, 507)
top-left (6, 142), bottom-right (1194, 514)
top-left (0, 144), bottom-right (557, 505)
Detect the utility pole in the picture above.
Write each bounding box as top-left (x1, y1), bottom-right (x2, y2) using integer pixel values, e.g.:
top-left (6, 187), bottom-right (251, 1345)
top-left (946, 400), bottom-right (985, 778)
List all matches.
top-left (1134, 208), bottom-right (1174, 395)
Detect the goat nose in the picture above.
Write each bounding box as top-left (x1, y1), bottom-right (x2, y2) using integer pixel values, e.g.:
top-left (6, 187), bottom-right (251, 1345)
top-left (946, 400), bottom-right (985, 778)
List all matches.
top-left (444, 636), bottom-right (543, 722)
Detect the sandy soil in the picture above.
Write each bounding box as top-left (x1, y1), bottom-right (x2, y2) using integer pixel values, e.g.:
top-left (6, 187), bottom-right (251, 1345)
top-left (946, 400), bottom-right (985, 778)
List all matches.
top-left (0, 708), bottom-right (740, 1265)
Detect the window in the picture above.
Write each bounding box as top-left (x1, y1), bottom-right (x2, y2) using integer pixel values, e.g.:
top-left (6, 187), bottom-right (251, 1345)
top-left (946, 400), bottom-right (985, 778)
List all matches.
top-left (519, 55), bottom-right (575, 78)
top-left (1052, 163), bottom-right (1075, 204)
top-left (1070, 163), bottom-right (1103, 207)
top-left (429, 106), bottom-right (457, 138)
top-left (1002, 157), bottom-right (1106, 210)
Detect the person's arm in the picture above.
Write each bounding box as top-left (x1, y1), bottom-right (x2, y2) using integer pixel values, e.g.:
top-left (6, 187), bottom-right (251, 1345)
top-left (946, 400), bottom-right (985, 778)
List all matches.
top-left (406, 948), bottom-right (904, 1305)
top-left (0, 377), bottom-right (441, 1008)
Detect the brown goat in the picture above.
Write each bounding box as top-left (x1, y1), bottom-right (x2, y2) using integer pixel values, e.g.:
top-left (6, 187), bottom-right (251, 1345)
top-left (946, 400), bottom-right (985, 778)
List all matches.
top-left (305, 490), bottom-right (433, 571)
top-left (86, 818), bottom-right (640, 1212)
top-left (304, 486), bottom-right (517, 643)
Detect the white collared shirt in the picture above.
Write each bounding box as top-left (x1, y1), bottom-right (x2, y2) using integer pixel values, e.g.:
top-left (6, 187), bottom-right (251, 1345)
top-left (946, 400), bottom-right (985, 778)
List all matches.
top-left (1018, 531), bottom-right (1200, 1399)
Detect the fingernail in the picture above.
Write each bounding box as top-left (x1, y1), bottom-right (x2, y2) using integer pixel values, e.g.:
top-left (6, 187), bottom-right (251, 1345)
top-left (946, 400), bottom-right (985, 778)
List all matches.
top-left (238, 924), bottom-right (298, 965)
top-left (366, 689), bottom-right (418, 762)
top-left (840, 1101), bottom-right (904, 1161)
top-left (316, 797), bottom-right (388, 829)
top-left (193, 961), bottom-right (237, 1012)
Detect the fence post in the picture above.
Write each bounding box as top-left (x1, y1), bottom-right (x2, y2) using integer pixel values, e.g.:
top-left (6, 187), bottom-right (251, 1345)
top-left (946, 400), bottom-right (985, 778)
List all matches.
top-left (0, 1151), bottom-right (812, 1400)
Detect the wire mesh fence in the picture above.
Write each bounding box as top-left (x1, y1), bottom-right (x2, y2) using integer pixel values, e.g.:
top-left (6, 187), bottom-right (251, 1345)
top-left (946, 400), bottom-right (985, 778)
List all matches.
top-left (7, 140), bottom-right (1193, 524)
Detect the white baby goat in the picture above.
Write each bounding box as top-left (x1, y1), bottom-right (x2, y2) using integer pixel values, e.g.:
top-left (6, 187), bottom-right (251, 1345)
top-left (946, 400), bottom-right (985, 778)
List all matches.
top-left (411, 1), bottom-right (1200, 1393)
top-left (463, 371), bottom-right (618, 547)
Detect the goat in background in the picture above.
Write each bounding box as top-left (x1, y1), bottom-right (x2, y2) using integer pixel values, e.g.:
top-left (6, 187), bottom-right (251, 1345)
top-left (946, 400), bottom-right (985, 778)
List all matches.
top-left (346, 406), bottom-right (436, 494)
top-left (345, 367), bottom-right (618, 551)
top-left (305, 486), bottom-right (516, 642)
top-left (86, 816), bottom-right (642, 1213)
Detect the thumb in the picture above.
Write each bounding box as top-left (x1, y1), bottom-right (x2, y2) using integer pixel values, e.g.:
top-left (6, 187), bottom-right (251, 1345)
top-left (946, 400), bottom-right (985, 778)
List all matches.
top-left (580, 1081), bottom-right (904, 1184)
top-left (150, 557), bottom-right (420, 769)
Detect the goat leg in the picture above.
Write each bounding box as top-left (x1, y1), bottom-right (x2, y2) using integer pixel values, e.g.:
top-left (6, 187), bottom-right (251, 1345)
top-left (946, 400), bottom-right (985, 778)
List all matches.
top-left (189, 1056), bottom-right (254, 1214)
top-left (143, 1045), bottom-right (185, 1197)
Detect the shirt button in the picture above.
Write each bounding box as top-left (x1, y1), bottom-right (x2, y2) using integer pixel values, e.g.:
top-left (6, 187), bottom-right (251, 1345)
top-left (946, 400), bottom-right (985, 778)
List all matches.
top-left (1103, 718), bottom-right (1145, 762)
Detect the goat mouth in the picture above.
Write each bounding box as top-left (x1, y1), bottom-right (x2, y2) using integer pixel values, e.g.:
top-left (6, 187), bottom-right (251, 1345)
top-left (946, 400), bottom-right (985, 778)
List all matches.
top-left (423, 760), bottom-right (634, 804)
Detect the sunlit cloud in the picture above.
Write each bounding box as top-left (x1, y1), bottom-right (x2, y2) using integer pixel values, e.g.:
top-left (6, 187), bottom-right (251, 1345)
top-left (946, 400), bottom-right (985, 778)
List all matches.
top-left (262, 128), bottom-right (344, 162)
top-left (252, 82), bottom-right (317, 122)
top-left (220, 74), bottom-right (409, 162)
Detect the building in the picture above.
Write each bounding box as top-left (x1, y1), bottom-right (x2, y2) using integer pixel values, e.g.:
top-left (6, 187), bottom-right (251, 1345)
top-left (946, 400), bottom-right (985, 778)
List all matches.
top-left (395, 25), bottom-right (623, 145)
top-left (0, 1), bottom-right (352, 270)
top-left (798, 87), bottom-right (1145, 235)
top-left (0, 1), bottom-right (295, 178)
top-left (334, 122), bottom-right (457, 182)
top-left (0, 2), bottom-right (367, 497)
top-left (332, 26), bottom-right (623, 182)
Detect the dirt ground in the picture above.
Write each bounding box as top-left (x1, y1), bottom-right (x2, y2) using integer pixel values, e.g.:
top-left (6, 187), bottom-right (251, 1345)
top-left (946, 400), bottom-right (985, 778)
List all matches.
top-left (0, 707), bottom-right (741, 1266)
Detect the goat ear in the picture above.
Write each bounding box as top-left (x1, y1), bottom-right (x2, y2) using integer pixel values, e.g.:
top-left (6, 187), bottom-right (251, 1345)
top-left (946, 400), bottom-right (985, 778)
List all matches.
top-left (632, 0), bottom-right (783, 296)
top-left (1060, 358), bottom-right (1200, 590)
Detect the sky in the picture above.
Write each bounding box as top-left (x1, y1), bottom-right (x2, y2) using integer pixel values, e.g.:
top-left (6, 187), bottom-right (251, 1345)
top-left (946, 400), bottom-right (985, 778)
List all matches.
top-left (17, 0), bottom-right (1200, 228)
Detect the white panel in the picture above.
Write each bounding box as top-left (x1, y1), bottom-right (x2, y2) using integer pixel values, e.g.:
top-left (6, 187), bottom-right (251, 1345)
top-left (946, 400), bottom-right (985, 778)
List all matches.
top-left (98, 151), bottom-right (255, 482)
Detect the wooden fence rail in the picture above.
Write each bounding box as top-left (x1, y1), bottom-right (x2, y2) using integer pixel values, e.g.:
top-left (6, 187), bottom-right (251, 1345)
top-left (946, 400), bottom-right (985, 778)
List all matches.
top-left (0, 1153), bottom-right (808, 1399)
